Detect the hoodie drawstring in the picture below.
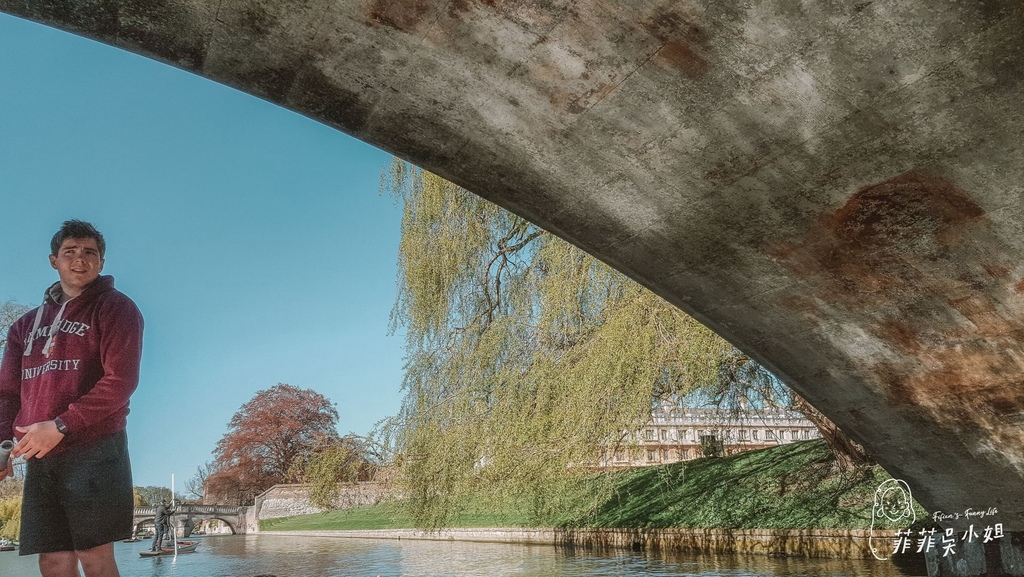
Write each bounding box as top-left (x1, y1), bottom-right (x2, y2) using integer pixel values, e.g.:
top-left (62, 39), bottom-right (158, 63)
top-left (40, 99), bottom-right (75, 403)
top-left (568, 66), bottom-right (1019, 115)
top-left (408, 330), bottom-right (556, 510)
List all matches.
top-left (22, 300), bottom-right (47, 357)
top-left (41, 299), bottom-right (71, 358)
top-left (23, 286), bottom-right (73, 358)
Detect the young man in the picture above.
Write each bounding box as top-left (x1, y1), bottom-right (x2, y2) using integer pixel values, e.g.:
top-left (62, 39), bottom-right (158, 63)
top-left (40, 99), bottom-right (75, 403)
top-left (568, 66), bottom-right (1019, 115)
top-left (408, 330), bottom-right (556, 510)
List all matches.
top-left (0, 220), bottom-right (144, 577)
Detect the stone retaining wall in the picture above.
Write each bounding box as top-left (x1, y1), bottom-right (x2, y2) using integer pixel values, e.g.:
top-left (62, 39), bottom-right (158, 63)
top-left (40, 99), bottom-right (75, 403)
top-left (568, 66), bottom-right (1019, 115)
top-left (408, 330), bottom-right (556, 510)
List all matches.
top-left (255, 483), bottom-right (392, 521)
top-left (554, 527), bottom-right (874, 559)
top-left (265, 527), bottom-right (876, 559)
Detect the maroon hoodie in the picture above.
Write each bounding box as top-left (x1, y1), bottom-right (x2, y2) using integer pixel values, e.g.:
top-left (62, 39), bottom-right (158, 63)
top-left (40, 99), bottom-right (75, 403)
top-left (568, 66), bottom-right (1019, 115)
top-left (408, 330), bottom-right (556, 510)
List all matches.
top-left (0, 275), bottom-right (143, 456)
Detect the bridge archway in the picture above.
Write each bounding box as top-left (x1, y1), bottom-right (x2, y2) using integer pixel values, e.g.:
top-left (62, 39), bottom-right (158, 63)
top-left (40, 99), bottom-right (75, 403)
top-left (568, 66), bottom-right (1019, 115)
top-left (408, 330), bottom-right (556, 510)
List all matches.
top-left (6, 1), bottom-right (1024, 535)
top-left (133, 505), bottom-right (247, 536)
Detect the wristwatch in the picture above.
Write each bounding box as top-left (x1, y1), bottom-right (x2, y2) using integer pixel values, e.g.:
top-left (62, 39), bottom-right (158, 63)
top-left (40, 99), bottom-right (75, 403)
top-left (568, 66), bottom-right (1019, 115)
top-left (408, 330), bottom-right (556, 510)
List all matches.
top-left (54, 417), bottom-right (68, 435)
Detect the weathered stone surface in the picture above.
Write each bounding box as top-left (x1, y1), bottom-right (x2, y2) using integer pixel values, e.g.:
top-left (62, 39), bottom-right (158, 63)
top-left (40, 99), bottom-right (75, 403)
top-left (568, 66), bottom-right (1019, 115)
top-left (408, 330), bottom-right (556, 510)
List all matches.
top-left (254, 482), bottom-right (392, 520)
top-left (5, 0), bottom-right (1024, 532)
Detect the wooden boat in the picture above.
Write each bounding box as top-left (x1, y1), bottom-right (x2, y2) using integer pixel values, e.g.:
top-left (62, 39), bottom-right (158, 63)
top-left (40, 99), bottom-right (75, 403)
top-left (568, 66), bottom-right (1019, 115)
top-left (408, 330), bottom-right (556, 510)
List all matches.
top-left (139, 541), bottom-right (199, 557)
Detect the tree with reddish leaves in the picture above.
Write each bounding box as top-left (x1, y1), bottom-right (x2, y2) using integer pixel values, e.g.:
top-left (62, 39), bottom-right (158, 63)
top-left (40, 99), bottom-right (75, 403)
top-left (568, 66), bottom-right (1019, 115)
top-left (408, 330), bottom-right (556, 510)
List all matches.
top-left (205, 383), bottom-right (339, 505)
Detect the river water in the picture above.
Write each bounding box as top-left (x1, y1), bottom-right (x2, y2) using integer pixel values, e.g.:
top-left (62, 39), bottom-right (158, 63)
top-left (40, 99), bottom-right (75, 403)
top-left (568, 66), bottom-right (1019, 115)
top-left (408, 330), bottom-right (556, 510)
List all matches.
top-left (0, 534), bottom-right (926, 577)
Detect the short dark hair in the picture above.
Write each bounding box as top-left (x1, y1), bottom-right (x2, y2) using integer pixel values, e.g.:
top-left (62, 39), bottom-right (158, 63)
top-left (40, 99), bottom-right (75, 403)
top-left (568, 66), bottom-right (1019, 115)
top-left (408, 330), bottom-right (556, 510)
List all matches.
top-left (50, 220), bottom-right (106, 258)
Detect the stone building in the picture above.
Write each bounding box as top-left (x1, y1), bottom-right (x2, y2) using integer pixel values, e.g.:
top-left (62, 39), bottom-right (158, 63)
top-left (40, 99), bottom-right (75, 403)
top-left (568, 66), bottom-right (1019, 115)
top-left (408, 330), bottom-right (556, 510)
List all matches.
top-left (597, 401), bottom-right (821, 469)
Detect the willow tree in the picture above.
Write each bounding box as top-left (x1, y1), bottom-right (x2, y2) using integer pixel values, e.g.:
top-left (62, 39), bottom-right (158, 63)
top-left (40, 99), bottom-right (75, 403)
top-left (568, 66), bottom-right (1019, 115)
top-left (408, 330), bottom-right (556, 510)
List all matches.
top-left (383, 161), bottom-right (867, 526)
top-left (383, 160), bottom-right (739, 526)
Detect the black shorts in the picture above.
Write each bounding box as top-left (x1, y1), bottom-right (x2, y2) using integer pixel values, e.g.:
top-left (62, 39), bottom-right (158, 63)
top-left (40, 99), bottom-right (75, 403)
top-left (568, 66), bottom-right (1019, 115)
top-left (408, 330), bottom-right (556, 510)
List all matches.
top-left (19, 430), bottom-right (133, 555)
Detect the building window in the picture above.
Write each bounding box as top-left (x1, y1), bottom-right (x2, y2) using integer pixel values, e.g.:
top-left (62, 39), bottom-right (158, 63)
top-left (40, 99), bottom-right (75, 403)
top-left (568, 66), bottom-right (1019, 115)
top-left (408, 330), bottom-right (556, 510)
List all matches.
top-left (647, 450), bottom-right (658, 462)
top-left (660, 429), bottom-right (669, 441)
top-left (739, 429), bottom-right (749, 440)
top-left (644, 429), bottom-right (656, 441)
top-left (752, 430), bottom-right (759, 441)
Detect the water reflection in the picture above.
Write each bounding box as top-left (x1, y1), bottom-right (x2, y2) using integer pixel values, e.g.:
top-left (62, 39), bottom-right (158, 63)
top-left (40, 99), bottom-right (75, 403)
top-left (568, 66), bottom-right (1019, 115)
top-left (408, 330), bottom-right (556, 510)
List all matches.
top-left (0, 534), bottom-right (927, 577)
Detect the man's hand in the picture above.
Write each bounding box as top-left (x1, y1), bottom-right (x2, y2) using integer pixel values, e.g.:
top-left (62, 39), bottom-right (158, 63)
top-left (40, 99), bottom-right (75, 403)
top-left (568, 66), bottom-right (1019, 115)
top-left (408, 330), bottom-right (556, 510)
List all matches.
top-left (13, 421), bottom-right (64, 459)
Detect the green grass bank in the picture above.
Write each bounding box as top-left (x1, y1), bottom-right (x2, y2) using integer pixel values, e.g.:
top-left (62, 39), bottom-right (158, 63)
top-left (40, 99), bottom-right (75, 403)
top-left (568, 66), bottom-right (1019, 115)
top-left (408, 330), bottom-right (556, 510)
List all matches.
top-left (261, 440), bottom-right (924, 533)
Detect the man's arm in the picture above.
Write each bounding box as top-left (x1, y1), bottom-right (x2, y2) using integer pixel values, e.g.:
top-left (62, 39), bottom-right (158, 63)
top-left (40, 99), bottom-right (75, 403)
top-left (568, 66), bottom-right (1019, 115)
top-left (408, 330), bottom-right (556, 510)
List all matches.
top-left (57, 295), bottom-right (144, 432)
top-left (0, 323), bottom-right (23, 478)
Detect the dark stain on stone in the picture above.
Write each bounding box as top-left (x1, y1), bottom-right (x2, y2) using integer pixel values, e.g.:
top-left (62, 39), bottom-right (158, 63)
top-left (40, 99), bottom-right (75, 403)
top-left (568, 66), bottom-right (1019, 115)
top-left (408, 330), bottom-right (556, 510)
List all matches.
top-left (13, 0), bottom-right (208, 70)
top-left (566, 83), bottom-right (615, 114)
top-left (982, 263), bottom-right (1011, 279)
top-left (641, 7), bottom-right (707, 45)
top-left (765, 171), bottom-right (1024, 434)
top-left (654, 40), bottom-right (708, 79)
top-left (958, 272), bottom-right (989, 292)
top-left (287, 65), bottom-right (376, 135)
top-left (448, 0), bottom-right (500, 16)
top-left (639, 7), bottom-right (709, 79)
top-left (770, 172), bottom-right (987, 304)
top-left (20, 2), bottom-right (120, 39)
top-left (225, 64), bottom-right (300, 102)
top-left (830, 172), bottom-right (985, 256)
top-left (115, 0), bottom-right (209, 70)
top-left (975, 0), bottom-right (1016, 23)
top-left (240, 4), bottom-right (278, 36)
top-left (447, 0), bottom-right (471, 16)
top-left (874, 320), bottom-right (921, 353)
top-left (365, 0), bottom-right (434, 33)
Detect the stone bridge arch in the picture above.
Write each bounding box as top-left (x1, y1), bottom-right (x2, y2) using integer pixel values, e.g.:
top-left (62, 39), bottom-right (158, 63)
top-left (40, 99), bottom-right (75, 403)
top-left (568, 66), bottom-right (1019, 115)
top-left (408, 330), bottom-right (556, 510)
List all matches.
top-left (6, 0), bottom-right (1024, 542)
top-left (133, 505), bottom-right (249, 536)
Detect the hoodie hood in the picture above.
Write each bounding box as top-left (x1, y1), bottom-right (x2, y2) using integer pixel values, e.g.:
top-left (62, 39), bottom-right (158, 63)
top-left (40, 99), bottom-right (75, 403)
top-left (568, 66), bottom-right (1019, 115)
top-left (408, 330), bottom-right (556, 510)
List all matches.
top-left (24, 275), bottom-right (116, 358)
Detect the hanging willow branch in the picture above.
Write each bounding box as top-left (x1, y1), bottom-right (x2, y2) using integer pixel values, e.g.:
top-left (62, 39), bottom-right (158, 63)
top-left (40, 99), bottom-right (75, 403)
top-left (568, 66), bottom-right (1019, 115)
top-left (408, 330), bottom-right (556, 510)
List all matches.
top-left (379, 160), bottom-right (862, 528)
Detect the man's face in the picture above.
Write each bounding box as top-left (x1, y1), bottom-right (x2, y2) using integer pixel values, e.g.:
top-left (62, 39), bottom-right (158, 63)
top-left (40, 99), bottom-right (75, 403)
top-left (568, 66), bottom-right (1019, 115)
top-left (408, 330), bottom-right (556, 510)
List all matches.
top-left (49, 237), bottom-right (104, 298)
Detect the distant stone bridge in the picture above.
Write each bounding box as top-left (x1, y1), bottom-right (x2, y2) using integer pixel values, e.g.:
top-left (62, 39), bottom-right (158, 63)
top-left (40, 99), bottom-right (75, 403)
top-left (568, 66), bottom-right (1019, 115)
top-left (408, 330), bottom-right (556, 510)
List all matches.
top-left (133, 504), bottom-right (251, 536)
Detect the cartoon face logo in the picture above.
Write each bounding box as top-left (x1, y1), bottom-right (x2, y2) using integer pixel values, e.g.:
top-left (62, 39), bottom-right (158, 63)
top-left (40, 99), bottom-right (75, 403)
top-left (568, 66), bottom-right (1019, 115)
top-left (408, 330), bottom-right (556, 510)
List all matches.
top-left (870, 478), bottom-right (916, 560)
top-left (876, 479), bottom-right (915, 522)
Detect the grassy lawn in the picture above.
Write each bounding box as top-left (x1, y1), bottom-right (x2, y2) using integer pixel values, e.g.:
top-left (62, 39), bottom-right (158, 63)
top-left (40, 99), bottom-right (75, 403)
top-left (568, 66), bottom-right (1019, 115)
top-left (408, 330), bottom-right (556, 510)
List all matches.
top-left (554, 439), bottom-right (924, 529)
top-left (262, 440), bottom-right (925, 532)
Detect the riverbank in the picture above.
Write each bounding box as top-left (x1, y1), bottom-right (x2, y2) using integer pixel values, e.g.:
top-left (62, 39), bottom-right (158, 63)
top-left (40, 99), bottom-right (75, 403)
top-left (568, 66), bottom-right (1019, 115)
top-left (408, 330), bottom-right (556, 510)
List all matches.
top-left (260, 440), bottom-right (928, 561)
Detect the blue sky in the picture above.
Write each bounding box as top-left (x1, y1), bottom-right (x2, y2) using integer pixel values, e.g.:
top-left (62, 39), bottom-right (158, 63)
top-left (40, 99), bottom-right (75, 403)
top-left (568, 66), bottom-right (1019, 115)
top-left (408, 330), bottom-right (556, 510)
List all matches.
top-left (0, 14), bottom-right (407, 489)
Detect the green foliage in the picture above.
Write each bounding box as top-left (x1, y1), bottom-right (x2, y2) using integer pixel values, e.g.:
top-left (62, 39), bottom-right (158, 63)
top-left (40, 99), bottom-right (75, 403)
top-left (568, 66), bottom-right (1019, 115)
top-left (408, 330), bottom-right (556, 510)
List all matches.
top-left (133, 486), bottom-right (184, 506)
top-left (382, 160), bottom-right (744, 528)
top-left (291, 436), bottom-right (378, 511)
top-left (699, 435), bottom-right (724, 458)
top-left (0, 497), bottom-right (20, 540)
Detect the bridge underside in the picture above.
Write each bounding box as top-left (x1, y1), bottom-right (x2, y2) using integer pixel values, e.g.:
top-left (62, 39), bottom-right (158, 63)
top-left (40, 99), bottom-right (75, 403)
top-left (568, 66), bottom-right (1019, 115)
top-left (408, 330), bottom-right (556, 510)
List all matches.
top-left (6, 0), bottom-right (1024, 530)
